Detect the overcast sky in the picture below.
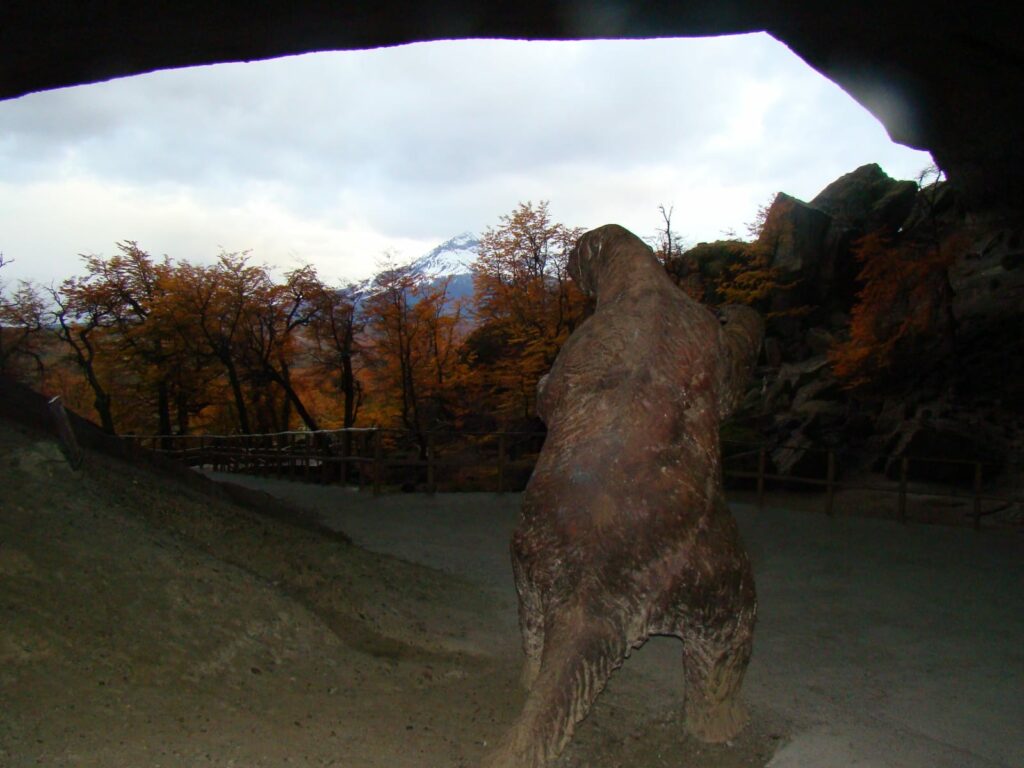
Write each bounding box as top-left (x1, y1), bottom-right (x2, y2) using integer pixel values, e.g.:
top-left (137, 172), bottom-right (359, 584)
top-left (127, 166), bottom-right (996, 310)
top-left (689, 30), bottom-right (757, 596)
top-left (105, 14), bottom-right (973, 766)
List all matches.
top-left (0, 33), bottom-right (931, 287)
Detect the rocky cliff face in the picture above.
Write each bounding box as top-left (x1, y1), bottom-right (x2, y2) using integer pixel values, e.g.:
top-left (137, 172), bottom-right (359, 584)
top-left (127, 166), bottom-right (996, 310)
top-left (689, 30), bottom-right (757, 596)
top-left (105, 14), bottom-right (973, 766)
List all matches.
top-left (680, 163), bottom-right (1023, 482)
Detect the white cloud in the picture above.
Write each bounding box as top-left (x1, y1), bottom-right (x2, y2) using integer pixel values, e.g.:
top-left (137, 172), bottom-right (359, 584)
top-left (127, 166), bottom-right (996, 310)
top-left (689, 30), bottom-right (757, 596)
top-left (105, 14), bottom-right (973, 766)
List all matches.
top-left (0, 177), bottom-right (433, 286)
top-left (0, 34), bottom-right (932, 288)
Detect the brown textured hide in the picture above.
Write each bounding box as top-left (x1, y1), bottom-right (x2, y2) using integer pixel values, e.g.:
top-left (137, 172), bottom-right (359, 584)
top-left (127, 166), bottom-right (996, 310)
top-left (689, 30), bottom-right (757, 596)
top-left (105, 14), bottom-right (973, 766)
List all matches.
top-left (483, 225), bottom-right (764, 767)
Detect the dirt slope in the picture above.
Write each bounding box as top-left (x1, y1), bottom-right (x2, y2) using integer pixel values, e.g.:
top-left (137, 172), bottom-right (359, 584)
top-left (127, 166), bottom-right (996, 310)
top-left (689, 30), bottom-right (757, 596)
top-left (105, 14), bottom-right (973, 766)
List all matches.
top-left (0, 418), bottom-right (525, 767)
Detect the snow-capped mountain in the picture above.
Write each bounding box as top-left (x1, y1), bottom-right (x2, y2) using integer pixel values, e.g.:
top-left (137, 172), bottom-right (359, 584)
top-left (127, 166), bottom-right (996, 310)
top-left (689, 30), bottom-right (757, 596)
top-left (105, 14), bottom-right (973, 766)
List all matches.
top-left (407, 232), bottom-right (479, 300)
top-left (350, 232), bottom-right (479, 302)
top-left (408, 232), bottom-right (479, 280)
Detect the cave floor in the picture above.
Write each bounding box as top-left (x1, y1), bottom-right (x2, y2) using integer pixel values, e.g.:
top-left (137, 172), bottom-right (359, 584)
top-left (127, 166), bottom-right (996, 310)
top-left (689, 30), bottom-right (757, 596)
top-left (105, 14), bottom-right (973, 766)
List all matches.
top-left (215, 474), bottom-right (1024, 768)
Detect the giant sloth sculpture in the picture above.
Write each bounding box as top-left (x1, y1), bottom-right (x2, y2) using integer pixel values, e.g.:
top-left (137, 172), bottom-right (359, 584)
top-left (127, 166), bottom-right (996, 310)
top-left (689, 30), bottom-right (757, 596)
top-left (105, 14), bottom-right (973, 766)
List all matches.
top-left (484, 224), bottom-right (764, 767)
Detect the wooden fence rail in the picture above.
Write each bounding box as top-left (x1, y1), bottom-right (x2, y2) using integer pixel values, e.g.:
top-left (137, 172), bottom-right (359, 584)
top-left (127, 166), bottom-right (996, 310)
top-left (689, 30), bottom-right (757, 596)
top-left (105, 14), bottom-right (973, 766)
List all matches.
top-left (128, 428), bottom-right (544, 496)
top-left (722, 442), bottom-right (1020, 530)
top-left (129, 430), bottom-right (1022, 528)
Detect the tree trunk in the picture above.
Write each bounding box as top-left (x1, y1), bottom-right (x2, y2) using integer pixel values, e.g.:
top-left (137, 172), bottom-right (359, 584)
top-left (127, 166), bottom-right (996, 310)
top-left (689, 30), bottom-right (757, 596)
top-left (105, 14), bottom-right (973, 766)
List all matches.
top-left (175, 389), bottom-right (190, 435)
top-left (93, 389), bottom-right (116, 435)
top-left (223, 357), bottom-right (251, 434)
top-left (267, 360), bottom-right (319, 433)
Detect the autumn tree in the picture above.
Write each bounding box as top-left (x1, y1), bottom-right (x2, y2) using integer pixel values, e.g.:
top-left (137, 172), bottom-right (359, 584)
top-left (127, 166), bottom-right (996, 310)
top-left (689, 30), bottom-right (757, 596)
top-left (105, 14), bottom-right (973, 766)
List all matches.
top-left (652, 204), bottom-right (687, 266)
top-left (467, 201), bottom-right (586, 422)
top-left (830, 227), bottom-right (965, 391)
top-left (235, 263), bottom-right (325, 432)
top-left (47, 244), bottom-right (203, 435)
top-left (715, 194), bottom-right (800, 313)
top-left (50, 276), bottom-right (118, 433)
top-left (417, 277), bottom-right (467, 426)
top-left (305, 278), bottom-right (365, 474)
top-left (76, 243), bottom-right (189, 437)
top-left (308, 280), bottom-right (364, 431)
top-left (362, 257), bottom-right (466, 454)
top-left (0, 255), bottom-right (47, 385)
top-left (172, 253), bottom-right (267, 433)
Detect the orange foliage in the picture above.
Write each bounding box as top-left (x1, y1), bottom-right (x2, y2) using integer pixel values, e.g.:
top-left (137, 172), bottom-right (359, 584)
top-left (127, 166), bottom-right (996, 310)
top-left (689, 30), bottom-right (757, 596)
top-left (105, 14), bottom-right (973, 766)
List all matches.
top-left (467, 202), bottom-right (586, 423)
top-left (716, 194), bottom-right (802, 315)
top-left (830, 230), bottom-right (964, 389)
top-left (28, 201), bottom-right (588, 438)
top-left (361, 258), bottom-right (467, 449)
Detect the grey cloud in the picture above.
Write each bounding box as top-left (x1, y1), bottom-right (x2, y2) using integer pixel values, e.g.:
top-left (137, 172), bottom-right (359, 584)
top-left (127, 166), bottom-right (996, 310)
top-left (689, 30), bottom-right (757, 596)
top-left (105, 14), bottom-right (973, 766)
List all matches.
top-left (2, 36), bottom-right (763, 193)
top-left (0, 34), bottom-right (931, 284)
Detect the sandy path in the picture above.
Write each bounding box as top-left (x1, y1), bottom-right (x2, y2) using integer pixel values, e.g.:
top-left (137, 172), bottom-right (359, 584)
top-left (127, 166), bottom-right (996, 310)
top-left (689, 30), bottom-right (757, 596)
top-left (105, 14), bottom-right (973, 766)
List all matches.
top-left (213, 474), bottom-right (1024, 768)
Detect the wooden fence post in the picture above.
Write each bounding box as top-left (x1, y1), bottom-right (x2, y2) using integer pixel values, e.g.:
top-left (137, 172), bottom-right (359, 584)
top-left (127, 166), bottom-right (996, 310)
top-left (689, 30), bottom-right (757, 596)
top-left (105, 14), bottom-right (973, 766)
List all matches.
top-left (825, 449), bottom-right (836, 517)
top-left (427, 432), bottom-right (436, 495)
top-left (973, 461), bottom-right (983, 531)
top-left (373, 429), bottom-right (383, 496)
top-left (898, 456), bottom-right (909, 524)
top-left (320, 433), bottom-right (332, 485)
top-left (357, 432), bottom-right (366, 491)
top-left (756, 446), bottom-right (766, 511)
top-left (47, 396), bottom-right (83, 470)
top-left (341, 430), bottom-right (351, 485)
top-left (497, 433), bottom-right (507, 494)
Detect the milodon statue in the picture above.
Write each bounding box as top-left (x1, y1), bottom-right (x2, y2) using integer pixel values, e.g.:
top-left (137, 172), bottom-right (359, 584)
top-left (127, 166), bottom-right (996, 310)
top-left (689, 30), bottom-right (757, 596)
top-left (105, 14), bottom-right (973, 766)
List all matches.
top-left (483, 223), bottom-right (764, 767)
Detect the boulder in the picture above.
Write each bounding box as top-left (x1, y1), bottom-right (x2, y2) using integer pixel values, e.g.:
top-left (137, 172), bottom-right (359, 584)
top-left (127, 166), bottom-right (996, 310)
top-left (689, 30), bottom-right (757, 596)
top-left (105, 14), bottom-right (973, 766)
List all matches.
top-left (760, 193), bottom-right (831, 279)
top-left (779, 354), bottom-right (831, 388)
top-left (771, 432), bottom-right (823, 479)
top-left (758, 348), bottom-right (852, 480)
top-left (791, 377), bottom-right (841, 410)
top-left (762, 355), bottom-right (831, 411)
top-left (809, 164), bottom-right (919, 310)
top-left (869, 181), bottom-right (920, 233)
top-left (900, 180), bottom-right (965, 235)
top-left (810, 163), bottom-right (916, 230)
top-left (770, 429), bottom-right (835, 481)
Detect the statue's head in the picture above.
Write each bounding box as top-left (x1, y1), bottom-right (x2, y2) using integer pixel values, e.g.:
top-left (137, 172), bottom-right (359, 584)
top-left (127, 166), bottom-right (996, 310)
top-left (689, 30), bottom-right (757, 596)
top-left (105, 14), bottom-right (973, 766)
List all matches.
top-left (568, 224), bottom-right (653, 296)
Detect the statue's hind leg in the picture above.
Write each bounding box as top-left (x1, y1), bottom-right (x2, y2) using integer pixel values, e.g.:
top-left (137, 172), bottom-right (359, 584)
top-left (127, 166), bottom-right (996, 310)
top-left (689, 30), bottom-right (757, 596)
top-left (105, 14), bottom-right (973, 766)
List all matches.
top-left (512, 545), bottom-right (545, 689)
top-left (679, 605), bottom-right (755, 743)
top-left (674, 512), bottom-right (757, 742)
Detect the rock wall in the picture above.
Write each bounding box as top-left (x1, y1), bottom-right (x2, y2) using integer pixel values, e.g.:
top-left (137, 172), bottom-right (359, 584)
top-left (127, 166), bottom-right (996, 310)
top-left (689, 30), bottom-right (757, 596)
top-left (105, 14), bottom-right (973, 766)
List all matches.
top-left (683, 164), bottom-right (1023, 482)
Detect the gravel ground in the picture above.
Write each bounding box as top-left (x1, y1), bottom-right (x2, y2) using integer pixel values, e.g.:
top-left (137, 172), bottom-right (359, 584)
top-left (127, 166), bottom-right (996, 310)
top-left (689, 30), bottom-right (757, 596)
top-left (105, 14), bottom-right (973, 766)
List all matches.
top-left (213, 474), bottom-right (1024, 768)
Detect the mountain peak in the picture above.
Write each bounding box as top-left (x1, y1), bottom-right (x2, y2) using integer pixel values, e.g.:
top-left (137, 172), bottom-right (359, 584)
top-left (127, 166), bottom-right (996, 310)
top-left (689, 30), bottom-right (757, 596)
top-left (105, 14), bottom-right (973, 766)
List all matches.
top-left (410, 232), bottom-right (480, 279)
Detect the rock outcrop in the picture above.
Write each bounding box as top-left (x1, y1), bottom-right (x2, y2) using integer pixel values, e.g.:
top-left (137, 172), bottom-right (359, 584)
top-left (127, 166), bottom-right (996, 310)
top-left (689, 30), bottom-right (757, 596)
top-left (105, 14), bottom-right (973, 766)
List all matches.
top-left (684, 163), bottom-right (1024, 484)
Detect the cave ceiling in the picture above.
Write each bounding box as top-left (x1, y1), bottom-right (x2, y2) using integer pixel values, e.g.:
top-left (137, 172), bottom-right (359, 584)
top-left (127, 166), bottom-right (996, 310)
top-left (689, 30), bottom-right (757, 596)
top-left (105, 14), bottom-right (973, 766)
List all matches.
top-left (2, 2), bottom-right (1020, 214)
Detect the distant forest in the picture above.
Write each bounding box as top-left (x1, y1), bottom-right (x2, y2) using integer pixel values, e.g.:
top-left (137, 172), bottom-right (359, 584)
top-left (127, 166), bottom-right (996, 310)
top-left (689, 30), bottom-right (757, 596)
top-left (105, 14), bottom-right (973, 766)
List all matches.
top-left (0, 185), bottom-right (963, 442)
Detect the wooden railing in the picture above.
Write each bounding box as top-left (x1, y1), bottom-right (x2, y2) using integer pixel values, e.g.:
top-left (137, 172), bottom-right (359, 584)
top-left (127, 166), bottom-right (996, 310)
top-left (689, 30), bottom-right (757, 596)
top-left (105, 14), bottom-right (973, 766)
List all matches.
top-left (128, 428), bottom-right (546, 495)
top-left (128, 430), bottom-right (1022, 528)
top-left (721, 441), bottom-right (1021, 530)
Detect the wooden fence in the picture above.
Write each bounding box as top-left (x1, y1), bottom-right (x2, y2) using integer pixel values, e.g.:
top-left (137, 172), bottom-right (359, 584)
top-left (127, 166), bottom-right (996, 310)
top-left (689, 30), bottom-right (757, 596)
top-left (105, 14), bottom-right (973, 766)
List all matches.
top-left (129, 428), bottom-right (545, 495)
top-left (721, 441), bottom-right (1020, 530)
top-left (129, 430), bottom-right (1022, 528)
